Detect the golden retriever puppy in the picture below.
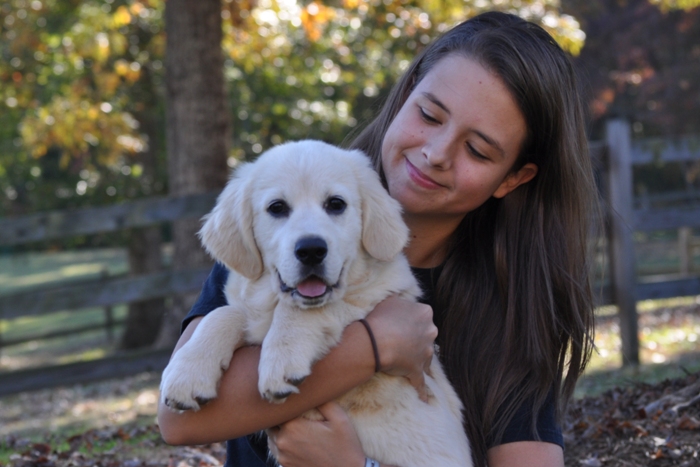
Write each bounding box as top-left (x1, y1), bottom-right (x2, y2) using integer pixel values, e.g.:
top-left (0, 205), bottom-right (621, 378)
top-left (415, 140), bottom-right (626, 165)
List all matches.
top-left (159, 140), bottom-right (472, 467)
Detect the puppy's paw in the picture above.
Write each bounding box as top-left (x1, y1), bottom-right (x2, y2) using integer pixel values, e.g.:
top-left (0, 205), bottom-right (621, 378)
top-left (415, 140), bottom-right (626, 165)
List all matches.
top-left (159, 348), bottom-right (226, 412)
top-left (258, 353), bottom-right (311, 403)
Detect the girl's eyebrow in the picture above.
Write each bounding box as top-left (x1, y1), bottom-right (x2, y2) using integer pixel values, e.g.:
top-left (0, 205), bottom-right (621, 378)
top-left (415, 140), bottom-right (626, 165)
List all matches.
top-left (422, 92), bottom-right (450, 114)
top-left (421, 92), bottom-right (506, 159)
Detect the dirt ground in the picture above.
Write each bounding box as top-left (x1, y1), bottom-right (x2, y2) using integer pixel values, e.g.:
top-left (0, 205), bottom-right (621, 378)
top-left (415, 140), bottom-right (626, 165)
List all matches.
top-left (564, 370), bottom-right (700, 466)
top-left (2, 300), bottom-right (700, 466)
top-left (2, 369), bottom-right (699, 466)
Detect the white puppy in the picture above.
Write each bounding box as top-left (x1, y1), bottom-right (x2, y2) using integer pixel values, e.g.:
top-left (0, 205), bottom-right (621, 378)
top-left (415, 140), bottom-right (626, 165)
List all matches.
top-left (160, 140), bottom-right (472, 467)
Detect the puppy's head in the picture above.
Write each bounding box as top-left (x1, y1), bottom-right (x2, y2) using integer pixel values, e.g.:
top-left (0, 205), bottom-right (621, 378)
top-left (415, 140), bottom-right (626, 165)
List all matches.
top-left (200, 140), bottom-right (408, 307)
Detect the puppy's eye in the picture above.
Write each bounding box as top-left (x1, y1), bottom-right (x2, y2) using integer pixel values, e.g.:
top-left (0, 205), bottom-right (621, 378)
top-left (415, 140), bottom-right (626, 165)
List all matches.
top-left (267, 200), bottom-right (290, 218)
top-left (324, 196), bottom-right (346, 215)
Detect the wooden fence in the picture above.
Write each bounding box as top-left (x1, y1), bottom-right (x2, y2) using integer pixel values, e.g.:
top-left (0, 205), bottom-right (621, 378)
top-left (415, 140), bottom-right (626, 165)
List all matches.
top-left (601, 120), bottom-right (700, 365)
top-left (0, 193), bottom-right (218, 395)
top-left (0, 119), bottom-right (699, 395)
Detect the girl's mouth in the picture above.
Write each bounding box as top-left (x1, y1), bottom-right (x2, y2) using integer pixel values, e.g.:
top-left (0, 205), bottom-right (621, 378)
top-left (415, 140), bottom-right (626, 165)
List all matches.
top-left (405, 158), bottom-right (444, 189)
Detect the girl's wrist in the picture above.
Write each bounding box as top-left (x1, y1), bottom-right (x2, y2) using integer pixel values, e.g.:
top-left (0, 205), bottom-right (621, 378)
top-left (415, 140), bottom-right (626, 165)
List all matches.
top-left (364, 314), bottom-right (395, 372)
top-left (358, 319), bottom-right (381, 372)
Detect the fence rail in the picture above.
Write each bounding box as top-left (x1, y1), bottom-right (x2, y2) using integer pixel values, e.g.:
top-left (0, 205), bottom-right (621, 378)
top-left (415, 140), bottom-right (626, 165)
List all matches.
top-left (0, 123), bottom-right (699, 394)
top-left (0, 268), bottom-right (211, 320)
top-left (0, 348), bottom-right (172, 396)
top-left (0, 192), bottom-right (217, 246)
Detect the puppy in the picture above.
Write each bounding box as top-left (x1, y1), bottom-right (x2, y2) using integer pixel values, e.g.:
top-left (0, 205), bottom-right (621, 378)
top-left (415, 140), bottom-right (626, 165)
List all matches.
top-left (160, 140), bottom-right (472, 467)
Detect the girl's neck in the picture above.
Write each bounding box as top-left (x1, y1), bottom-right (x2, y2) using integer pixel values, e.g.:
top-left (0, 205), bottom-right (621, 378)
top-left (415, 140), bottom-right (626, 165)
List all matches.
top-left (403, 215), bottom-right (462, 269)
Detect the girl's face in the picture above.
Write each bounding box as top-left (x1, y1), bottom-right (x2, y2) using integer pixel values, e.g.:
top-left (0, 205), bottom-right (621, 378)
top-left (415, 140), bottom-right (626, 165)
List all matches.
top-left (381, 54), bottom-right (537, 225)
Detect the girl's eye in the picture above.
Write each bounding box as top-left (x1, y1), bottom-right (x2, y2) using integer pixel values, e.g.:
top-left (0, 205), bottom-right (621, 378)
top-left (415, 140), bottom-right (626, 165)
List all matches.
top-left (467, 143), bottom-right (488, 161)
top-left (419, 107), bottom-right (439, 124)
top-left (267, 200), bottom-right (290, 218)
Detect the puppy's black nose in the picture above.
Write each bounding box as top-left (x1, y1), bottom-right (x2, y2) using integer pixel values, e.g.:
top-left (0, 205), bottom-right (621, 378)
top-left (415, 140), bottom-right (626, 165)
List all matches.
top-left (295, 236), bottom-right (327, 265)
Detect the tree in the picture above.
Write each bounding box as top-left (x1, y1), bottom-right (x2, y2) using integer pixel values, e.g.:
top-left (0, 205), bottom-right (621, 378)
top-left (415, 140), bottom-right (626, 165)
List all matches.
top-left (565, 0), bottom-right (700, 138)
top-left (2, 0), bottom-right (589, 349)
top-left (154, 0), bottom-right (230, 348)
top-left (1, 0), bottom-right (169, 348)
top-left (564, 0), bottom-right (700, 198)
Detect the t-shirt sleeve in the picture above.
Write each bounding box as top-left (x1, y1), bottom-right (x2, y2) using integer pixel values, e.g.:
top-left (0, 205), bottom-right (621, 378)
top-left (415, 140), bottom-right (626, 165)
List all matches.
top-left (181, 262), bottom-right (230, 334)
top-left (495, 389), bottom-right (564, 448)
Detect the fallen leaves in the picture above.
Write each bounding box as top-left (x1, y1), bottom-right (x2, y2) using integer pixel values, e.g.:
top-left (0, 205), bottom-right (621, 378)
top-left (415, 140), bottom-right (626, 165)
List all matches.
top-left (1, 366), bottom-right (699, 466)
top-left (1, 424), bottom-right (226, 467)
top-left (565, 370), bottom-right (700, 466)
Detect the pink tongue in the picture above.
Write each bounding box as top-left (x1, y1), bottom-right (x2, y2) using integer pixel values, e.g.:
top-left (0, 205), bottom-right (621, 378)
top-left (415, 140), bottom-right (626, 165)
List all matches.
top-left (296, 277), bottom-right (328, 297)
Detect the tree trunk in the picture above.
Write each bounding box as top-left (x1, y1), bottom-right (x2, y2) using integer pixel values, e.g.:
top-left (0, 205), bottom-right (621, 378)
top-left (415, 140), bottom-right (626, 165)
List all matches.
top-left (155, 0), bottom-right (230, 349)
top-left (121, 226), bottom-right (165, 349)
top-left (120, 63), bottom-right (167, 350)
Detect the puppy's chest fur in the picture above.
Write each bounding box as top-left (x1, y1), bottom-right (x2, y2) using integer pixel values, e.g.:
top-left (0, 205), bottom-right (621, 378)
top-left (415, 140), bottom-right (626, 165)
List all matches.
top-left (224, 253), bottom-right (420, 346)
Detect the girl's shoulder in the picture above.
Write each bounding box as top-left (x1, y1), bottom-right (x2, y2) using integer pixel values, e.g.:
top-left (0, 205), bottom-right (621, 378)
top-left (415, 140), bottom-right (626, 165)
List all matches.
top-left (495, 389), bottom-right (563, 448)
top-left (181, 262), bottom-right (230, 333)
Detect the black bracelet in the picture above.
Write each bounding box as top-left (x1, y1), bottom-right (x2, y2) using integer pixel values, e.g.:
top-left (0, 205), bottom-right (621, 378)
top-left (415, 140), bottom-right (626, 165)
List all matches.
top-left (359, 318), bottom-right (381, 373)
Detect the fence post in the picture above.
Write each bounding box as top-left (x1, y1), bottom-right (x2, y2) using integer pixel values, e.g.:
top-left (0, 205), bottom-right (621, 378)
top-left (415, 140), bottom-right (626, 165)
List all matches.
top-left (605, 119), bottom-right (640, 366)
top-left (679, 227), bottom-right (691, 274)
top-left (101, 268), bottom-right (115, 344)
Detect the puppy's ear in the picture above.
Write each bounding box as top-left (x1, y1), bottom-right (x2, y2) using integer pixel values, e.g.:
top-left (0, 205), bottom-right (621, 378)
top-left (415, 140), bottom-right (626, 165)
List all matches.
top-left (354, 152), bottom-right (409, 261)
top-left (198, 163), bottom-right (264, 279)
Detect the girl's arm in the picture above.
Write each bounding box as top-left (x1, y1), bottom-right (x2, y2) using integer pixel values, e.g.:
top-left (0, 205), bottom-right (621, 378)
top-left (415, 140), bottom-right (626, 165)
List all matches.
top-left (487, 442), bottom-right (564, 467)
top-left (157, 296), bottom-right (437, 445)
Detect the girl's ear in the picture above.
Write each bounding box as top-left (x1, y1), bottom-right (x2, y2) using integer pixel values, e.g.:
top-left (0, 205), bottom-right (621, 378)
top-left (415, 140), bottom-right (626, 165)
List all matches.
top-left (493, 163), bottom-right (538, 199)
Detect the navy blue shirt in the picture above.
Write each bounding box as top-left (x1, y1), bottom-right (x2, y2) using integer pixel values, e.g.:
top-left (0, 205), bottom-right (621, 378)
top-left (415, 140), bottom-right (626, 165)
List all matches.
top-left (182, 263), bottom-right (563, 466)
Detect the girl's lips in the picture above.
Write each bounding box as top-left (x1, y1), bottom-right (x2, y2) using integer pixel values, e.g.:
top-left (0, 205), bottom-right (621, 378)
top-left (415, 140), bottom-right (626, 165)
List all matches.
top-left (405, 157), bottom-right (443, 189)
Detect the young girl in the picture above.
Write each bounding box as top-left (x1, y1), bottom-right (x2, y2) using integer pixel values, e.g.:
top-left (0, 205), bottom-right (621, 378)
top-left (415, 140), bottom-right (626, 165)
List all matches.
top-left (157, 11), bottom-right (598, 467)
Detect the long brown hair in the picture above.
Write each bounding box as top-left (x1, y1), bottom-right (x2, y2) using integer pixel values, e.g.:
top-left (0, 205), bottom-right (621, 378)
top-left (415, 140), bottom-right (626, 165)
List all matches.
top-left (350, 12), bottom-right (598, 466)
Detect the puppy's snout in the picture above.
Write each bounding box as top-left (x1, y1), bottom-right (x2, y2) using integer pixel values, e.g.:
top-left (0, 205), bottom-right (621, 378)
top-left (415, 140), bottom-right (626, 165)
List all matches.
top-left (295, 236), bottom-right (328, 266)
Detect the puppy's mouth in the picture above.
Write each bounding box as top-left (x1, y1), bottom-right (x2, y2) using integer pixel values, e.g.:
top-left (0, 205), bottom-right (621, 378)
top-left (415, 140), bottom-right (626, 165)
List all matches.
top-left (278, 271), bottom-right (339, 304)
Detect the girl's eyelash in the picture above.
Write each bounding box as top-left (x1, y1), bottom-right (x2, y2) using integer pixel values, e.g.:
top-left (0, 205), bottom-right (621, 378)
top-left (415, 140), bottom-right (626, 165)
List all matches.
top-left (418, 104), bottom-right (487, 160)
top-left (467, 143), bottom-right (487, 160)
top-left (419, 107), bottom-right (439, 123)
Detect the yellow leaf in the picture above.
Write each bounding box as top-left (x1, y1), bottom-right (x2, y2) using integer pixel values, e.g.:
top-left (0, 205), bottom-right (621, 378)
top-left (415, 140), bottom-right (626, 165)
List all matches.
top-left (301, 2), bottom-right (336, 42)
top-left (114, 59), bottom-right (130, 76)
top-left (113, 6), bottom-right (132, 27)
top-left (130, 2), bottom-right (144, 16)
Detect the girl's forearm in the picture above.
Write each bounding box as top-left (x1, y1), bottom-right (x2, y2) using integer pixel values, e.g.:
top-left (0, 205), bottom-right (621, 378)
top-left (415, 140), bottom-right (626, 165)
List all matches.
top-left (157, 320), bottom-right (377, 445)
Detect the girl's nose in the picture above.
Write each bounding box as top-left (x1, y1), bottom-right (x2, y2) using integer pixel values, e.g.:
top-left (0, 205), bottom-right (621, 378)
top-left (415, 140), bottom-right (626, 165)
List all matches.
top-left (422, 138), bottom-right (452, 169)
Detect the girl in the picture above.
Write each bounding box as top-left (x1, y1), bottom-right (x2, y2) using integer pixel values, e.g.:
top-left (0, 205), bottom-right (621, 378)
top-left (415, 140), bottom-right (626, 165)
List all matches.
top-left (158, 11), bottom-right (598, 467)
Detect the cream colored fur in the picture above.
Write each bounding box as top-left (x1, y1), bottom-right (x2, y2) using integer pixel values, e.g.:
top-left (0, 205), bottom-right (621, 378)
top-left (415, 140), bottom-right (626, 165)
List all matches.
top-left (159, 140), bottom-right (472, 467)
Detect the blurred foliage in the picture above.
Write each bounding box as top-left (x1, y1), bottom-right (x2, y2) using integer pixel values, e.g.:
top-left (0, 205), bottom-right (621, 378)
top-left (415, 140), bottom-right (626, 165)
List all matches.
top-left (1, 0), bottom-right (587, 244)
top-left (565, 0), bottom-right (700, 139)
top-left (563, 0), bottom-right (700, 198)
top-left (219, 0), bottom-right (587, 162)
top-left (0, 0), bottom-right (165, 226)
top-left (649, 0), bottom-right (700, 11)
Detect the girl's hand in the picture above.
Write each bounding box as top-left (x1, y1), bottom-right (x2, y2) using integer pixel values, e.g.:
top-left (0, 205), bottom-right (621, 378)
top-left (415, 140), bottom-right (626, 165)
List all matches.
top-left (365, 296), bottom-right (438, 401)
top-left (269, 402), bottom-right (365, 467)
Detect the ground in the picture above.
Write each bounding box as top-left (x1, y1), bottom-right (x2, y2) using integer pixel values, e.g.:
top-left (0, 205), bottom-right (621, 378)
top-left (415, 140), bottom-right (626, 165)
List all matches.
top-left (564, 371), bottom-right (700, 466)
top-left (0, 373), bottom-right (227, 467)
top-left (1, 289), bottom-right (699, 466)
top-left (2, 370), bottom-right (699, 466)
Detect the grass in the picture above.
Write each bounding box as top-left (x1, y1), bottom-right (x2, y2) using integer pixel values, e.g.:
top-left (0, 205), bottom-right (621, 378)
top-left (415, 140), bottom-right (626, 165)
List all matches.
top-left (576, 295), bottom-right (700, 398)
top-left (0, 414), bottom-right (163, 464)
top-left (0, 248), bottom-right (128, 294)
top-left (0, 249), bottom-right (130, 372)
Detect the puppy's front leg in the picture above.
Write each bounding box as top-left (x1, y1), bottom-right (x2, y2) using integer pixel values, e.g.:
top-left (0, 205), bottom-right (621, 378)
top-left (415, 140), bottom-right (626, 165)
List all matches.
top-left (160, 305), bottom-right (247, 411)
top-left (258, 304), bottom-right (344, 403)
